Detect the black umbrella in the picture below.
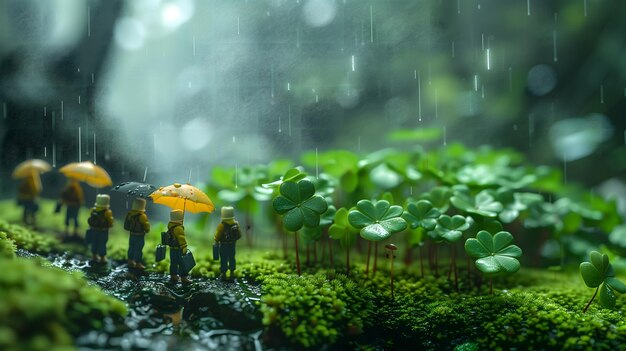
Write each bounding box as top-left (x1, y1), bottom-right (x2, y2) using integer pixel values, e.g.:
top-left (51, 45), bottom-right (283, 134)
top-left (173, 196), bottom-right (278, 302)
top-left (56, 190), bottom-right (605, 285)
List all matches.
top-left (111, 181), bottom-right (158, 198)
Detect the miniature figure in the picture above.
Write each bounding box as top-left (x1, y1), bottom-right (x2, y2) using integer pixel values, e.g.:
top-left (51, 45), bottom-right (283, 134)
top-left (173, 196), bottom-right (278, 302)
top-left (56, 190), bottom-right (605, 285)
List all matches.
top-left (16, 173), bottom-right (41, 226)
top-left (125, 198), bottom-right (150, 269)
top-left (58, 178), bottom-right (84, 237)
top-left (87, 194), bottom-right (113, 264)
top-left (214, 206), bottom-right (242, 280)
top-left (166, 209), bottom-right (192, 285)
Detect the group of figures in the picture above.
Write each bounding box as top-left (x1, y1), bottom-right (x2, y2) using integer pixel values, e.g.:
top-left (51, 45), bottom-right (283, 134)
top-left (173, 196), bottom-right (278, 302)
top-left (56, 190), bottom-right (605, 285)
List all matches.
top-left (16, 171), bottom-right (242, 285)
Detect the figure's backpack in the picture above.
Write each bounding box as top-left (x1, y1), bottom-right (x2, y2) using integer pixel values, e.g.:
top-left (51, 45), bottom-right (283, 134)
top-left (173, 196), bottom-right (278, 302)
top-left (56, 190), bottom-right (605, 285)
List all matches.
top-left (88, 209), bottom-right (110, 228)
top-left (162, 224), bottom-right (183, 247)
top-left (222, 222), bottom-right (241, 242)
top-left (124, 213), bottom-right (144, 233)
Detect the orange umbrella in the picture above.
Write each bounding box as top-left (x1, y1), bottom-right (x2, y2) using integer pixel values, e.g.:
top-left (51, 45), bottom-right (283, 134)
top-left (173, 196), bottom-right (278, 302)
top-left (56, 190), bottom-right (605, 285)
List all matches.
top-left (150, 183), bottom-right (215, 215)
top-left (12, 159), bottom-right (51, 178)
top-left (59, 161), bottom-right (112, 188)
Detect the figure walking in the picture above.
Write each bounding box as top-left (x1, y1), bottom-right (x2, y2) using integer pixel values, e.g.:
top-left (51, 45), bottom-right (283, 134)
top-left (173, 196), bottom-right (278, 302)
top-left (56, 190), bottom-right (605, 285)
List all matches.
top-left (214, 206), bottom-right (241, 280)
top-left (17, 173), bottom-right (41, 226)
top-left (125, 198), bottom-right (150, 270)
top-left (58, 178), bottom-right (84, 237)
top-left (88, 194), bottom-right (113, 264)
top-left (167, 209), bottom-right (192, 285)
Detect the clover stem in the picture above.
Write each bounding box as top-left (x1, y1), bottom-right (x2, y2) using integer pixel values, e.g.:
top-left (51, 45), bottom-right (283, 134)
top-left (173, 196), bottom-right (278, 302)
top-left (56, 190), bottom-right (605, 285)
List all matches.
top-left (328, 232), bottom-right (334, 267)
top-left (452, 244), bottom-right (458, 292)
top-left (346, 245), bottom-right (350, 276)
top-left (366, 241), bottom-right (372, 277)
top-left (583, 286), bottom-right (599, 313)
top-left (373, 242), bottom-right (379, 274)
top-left (295, 231), bottom-right (301, 276)
top-left (390, 251), bottom-right (395, 300)
top-left (419, 246), bottom-right (424, 279)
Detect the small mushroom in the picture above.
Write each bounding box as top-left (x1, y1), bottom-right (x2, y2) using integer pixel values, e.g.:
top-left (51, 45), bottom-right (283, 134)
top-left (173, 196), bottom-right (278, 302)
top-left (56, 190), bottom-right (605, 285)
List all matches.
top-left (385, 244), bottom-right (398, 258)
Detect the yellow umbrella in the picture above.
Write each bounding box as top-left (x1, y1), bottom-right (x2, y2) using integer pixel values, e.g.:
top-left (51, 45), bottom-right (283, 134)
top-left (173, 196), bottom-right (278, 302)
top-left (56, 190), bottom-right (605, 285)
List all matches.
top-left (12, 159), bottom-right (51, 179)
top-left (59, 161), bottom-right (113, 188)
top-left (150, 183), bottom-right (215, 214)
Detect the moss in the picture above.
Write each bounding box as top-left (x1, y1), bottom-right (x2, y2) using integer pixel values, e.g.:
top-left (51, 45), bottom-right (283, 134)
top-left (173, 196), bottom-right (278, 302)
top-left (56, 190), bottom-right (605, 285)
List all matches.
top-left (257, 271), bottom-right (374, 349)
top-left (0, 220), bottom-right (60, 254)
top-left (0, 257), bottom-right (127, 351)
top-left (0, 231), bottom-right (17, 258)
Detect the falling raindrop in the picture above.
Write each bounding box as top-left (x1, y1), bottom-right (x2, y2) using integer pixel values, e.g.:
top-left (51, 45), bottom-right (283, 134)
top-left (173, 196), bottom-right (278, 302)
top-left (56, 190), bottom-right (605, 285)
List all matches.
top-left (473, 75), bottom-right (479, 91)
top-left (600, 85), bottom-right (604, 104)
top-left (52, 142), bottom-right (56, 167)
top-left (78, 127), bottom-right (82, 162)
top-left (457, 0), bottom-right (460, 14)
top-left (188, 168), bottom-right (192, 183)
top-left (287, 82), bottom-right (291, 91)
top-left (315, 147), bottom-right (319, 178)
top-left (451, 41), bottom-right (455, 58)
top-left (91, 73), bottom-right (94, 84)
top-left (278, 112), bottom-right (282, 133)
top-left (481, 85), bottom-right (485, 99)
top-left (351, 55), bottom-right (355, 71)
top-left (143, 167), bottom-right (148, 182)
top-left (232, 136), bottom-right (236, 143)
top-left (192, 35), bottom-right (196, 56)
top-left (61, 100), bottom-right (64, 120)
top-left (369, 5), bottom-right (374, 43)
top-left (583, 0), bottom-right (587, 16)
top-left (409, 186), bottom-right (413, 196)
top-left (527, 0), bottom-right (531, 16)
top-left (44, 146), bottom-right (47, 157)
top-left (481, 34), bottom-right (485, 51)
top-left (486, 48), bottom-right (491, 70)
top-left (417, 70), bottom-right (422, 121)
top-left (237, 16), bottom-right (240, 35)
top-left (93, 133), bottom-right (97, 164)
top-left (235, 163), bottom-right (239, 189)
top-left (43, 107), bottom-right (47, 117)
top-left (552, 30), bottom-right (558, 62)
top-left (443, 126), bottom-right (447, 146)
top-left (87, 6), bottom-right (91, 36)
top-left (315, 95), bottom-right (319, 103)
top-left (78, 95), bottom-right (81, 104)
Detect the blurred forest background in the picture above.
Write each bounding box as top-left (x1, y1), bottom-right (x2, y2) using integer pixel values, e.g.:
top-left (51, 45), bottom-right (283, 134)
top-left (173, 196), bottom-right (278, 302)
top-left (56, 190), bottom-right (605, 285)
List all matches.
top-left (1, 0), bottom-right (625, 209)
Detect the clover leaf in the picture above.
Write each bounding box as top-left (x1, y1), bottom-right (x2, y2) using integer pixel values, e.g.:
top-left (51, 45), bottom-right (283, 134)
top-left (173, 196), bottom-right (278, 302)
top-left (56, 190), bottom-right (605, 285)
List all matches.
top-left (433, 215), bottom-right (470, 243)
top-left (329, 207), bottom-right (358, 249)
top-left (272, 179), bottom-right (328, 232)
top-left (348, 199), bottom-right (407, 242)
top-left (402, 200), bottom-right (441, 231)
top-left (451, 188), bottom-right (503, 218)
top-left (465, 230), bottom-right (522, 275)
top-left (580, 251), bottom-right (626, 312)
top-left (419, 186), bottom-right (453, 212)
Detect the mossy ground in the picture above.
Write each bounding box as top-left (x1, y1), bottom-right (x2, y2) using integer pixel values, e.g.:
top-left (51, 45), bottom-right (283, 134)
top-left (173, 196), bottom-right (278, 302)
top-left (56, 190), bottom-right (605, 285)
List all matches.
top-left (1, 199), bottom-right (626, 350)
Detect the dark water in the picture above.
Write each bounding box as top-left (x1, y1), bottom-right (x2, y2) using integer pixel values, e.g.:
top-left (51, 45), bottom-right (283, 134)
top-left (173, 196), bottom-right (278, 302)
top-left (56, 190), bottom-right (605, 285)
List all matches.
top-left (43, 251), bottom-right (267, 351)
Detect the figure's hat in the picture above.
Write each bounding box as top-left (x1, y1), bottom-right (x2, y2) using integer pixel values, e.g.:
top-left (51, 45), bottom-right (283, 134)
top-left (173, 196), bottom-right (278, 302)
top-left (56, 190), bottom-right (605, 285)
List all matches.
top-left (132, 198), bottom-right (146, 212)
top-left (94, 194), bottom-right (110, 209)
top-left (170, 209), bottom-right (184, 223)
top-left (221, 206), bottom-right (234, 220)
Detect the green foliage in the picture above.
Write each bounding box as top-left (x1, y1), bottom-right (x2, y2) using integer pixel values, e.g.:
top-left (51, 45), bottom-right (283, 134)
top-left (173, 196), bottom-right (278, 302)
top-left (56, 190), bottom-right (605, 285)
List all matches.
top-left (0, 257), bottom-right (126, 351)
top-left (329, 208), bottom-right (358, 249)
top-left (451, 188), bottom-right (503, 218)
top-left (433, 215), bottom-right (470, 243)
top-left (272, 179), bottom-right (328, 232)
top-left (402, 200), bottom-right (440, 231)
top-left (348, 200), bottom-right (407, 241)
top-left (258, 272), bottom-right (374, 349)
top-left (0, 231), bottom-right (17, 258)
top-left (580, 251), bottom-right (626, 310)
top-left (0, 220), bottom-right (60, 254)
top-left (465, 231), bottom-right (522, 275)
